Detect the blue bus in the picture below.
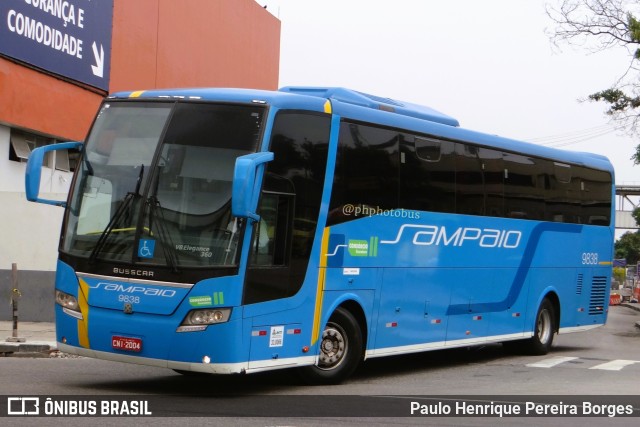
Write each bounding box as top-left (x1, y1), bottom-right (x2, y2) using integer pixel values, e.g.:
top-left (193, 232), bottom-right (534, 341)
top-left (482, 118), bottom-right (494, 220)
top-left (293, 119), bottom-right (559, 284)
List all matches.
top-left (26, 87), bottom-right (614, 384)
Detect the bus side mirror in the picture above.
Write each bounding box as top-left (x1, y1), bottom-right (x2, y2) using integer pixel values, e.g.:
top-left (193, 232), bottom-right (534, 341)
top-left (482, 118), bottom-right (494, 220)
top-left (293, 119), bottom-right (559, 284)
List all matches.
top-left (232, 152), bottom-right (274, 222)
top-left (25, 141), bottom-right (83, 207)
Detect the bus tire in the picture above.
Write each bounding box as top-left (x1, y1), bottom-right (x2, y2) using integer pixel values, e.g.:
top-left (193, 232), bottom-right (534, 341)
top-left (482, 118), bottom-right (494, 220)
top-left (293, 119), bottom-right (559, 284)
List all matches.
top-left (298, 307), bottom-right (363, 385)
top-left (524, 298), bottom-right (556, 355)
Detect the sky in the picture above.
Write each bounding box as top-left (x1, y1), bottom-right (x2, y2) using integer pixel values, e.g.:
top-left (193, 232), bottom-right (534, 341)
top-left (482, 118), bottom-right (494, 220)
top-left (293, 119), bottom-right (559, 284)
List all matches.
top-left (260, 0), bottom-right (640, 187)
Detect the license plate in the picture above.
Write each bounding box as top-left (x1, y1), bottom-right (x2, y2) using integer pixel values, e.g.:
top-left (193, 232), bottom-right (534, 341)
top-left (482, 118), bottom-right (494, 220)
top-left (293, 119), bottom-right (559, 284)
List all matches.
top-left (111, 336), bottom-right (142, 352)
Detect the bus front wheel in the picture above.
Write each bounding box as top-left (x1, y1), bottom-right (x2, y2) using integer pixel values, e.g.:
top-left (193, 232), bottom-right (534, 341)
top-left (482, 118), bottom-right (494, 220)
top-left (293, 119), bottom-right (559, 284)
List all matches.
top-left (298, 307), bottom-right (363, 385)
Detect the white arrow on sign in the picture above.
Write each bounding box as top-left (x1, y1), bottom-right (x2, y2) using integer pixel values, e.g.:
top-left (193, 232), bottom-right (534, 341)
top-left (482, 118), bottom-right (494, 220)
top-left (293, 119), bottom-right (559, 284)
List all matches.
top-left (91, 42), bottom-right (104, 78)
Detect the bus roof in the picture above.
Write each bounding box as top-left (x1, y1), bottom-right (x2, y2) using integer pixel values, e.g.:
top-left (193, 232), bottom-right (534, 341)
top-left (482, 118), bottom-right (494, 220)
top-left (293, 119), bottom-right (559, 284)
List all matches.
top-left (279, 86), bottom-right (460, 127)
top-left (108, 87), bottom-right (614, 175)
top-left (108, 87), bottom-right (458, 126)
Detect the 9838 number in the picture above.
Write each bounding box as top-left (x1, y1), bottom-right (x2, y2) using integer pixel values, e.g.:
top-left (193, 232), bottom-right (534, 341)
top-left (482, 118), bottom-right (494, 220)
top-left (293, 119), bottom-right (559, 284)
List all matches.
top-left (582, 252), bottom-right (599, 265)
top-left (118, 294), bottom-right (140, 304)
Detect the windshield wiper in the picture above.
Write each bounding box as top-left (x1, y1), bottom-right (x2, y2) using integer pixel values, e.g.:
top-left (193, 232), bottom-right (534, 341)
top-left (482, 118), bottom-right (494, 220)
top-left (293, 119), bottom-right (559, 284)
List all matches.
top-left (146, 195), bottom-right (180, 273)
top-left (88, 165), bottom-right (144, 264)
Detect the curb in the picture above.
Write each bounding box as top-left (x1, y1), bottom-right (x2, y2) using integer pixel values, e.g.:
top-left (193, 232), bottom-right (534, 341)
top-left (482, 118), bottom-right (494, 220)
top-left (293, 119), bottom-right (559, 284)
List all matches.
top-left (620, 303), bottom-right (640, 313)
top-left (0, 341), bottom-right (58, 357)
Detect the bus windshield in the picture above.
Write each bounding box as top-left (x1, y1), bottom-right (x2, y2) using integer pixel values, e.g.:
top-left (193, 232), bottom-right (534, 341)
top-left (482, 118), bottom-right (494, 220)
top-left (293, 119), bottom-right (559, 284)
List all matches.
top-left (62, 101), bottom-right (264, 269)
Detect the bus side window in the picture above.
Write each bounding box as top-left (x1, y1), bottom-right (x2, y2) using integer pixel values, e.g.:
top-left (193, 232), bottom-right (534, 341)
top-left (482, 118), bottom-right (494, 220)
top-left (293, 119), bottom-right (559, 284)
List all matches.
top-left (250, 192), bottom-right (294, 266)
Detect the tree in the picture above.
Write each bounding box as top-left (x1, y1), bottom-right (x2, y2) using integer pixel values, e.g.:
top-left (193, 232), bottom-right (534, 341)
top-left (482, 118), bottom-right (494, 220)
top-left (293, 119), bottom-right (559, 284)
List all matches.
top-left (614, 231), bottom-right (640, 263)
top-left (547, 0), bottom-right (640, 162)
top-left (613, 266), bottom-right (627, 283)
top-left (633, 206), bottom-right (640, 224)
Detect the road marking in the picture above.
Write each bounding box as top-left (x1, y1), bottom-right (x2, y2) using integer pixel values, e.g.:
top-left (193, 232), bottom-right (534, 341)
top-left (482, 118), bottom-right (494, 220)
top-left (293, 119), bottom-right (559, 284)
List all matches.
top-left (588, 360), bottom-right (639, 371)
top-left (526, 356), bottom-right (579, 368)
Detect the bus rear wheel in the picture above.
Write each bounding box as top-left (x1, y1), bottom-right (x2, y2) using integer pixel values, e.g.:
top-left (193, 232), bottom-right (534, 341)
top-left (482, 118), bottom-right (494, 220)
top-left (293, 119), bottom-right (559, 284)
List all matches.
top-left (298, 307), bottom-right (363, 385)
top-left (525, 298), bottom-right (556, 355)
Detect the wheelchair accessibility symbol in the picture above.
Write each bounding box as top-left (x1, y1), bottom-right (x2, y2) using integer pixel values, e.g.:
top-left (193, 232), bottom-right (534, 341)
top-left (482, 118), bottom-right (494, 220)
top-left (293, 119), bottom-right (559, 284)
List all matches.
top-left (138, 239), bottom-right (156, 259)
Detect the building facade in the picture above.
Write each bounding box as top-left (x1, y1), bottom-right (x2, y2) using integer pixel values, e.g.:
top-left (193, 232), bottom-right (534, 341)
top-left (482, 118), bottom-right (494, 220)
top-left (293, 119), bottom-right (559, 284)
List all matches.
top-left (0, 0), bottom-right (280, 321)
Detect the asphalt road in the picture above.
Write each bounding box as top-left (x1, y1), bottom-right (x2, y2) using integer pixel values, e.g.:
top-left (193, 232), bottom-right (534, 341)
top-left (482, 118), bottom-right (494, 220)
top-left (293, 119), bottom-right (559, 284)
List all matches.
top-left (1, 305), bottom-right (640, 426)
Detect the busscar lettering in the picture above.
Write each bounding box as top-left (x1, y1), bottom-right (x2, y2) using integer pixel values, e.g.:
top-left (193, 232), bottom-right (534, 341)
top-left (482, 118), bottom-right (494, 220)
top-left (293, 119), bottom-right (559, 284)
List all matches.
top-left (113, 267), bottom-right (154, 278)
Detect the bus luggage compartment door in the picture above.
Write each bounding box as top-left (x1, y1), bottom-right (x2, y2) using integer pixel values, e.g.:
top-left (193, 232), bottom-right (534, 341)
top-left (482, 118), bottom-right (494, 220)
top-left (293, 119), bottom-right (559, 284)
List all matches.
top-left (248, 323), bottom-right (304, 370)
top-left (374, 268), bottom-right (450, 350)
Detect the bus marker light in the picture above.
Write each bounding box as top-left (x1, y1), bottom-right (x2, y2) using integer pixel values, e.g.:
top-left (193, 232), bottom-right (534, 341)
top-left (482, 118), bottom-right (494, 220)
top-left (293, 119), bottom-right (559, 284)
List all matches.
top-left (287, 328), bottom-right (301, 335)
top-left (62, 307), bottom-right (84, 320)
top-left (473, 316), bottom-right (482, 321)
top-left (578, 308), bottom-right (584, 312)
top-left (386, 322), bottom-right (398, 328)
top-left (61, 337), bottom-right (67, 344)
top-left (202, 356), bottom-right (211, 364)
top-left (302, 346), bottom-right (309, 353)
top-left (176, 325), bottom-right (207, 333)
top-left (465, 331), bottom-right (471, 335)
top-left (431, 319), bottom-right (441, 324)
top-left (512, 313), bottom-right (521, 317)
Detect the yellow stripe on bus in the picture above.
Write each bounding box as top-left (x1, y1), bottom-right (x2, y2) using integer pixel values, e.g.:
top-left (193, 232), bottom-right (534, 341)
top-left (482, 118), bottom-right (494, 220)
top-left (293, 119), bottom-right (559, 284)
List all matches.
top-left (129, 90), bottom-right (145, 98)
top-left (77, 277), bottom-right (91, 348)
top-left (311, 227), bottom-right (330, 345)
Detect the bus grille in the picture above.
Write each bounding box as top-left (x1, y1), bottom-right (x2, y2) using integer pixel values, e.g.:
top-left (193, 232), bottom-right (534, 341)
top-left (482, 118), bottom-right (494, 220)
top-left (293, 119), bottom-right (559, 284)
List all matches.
top-left (576, 274), bottom-right (583, 295)
top-left (588, 276), bottom-right (607, 315)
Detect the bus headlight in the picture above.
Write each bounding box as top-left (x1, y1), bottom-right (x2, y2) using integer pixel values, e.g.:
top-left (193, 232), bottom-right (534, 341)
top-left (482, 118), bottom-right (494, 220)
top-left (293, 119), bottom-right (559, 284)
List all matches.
top-left (56, 290), bottom-right (79, 310)
top-left (177, 308), bottom-right (231, 332)
top-left (55, 290), bottom-right (83, 319)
